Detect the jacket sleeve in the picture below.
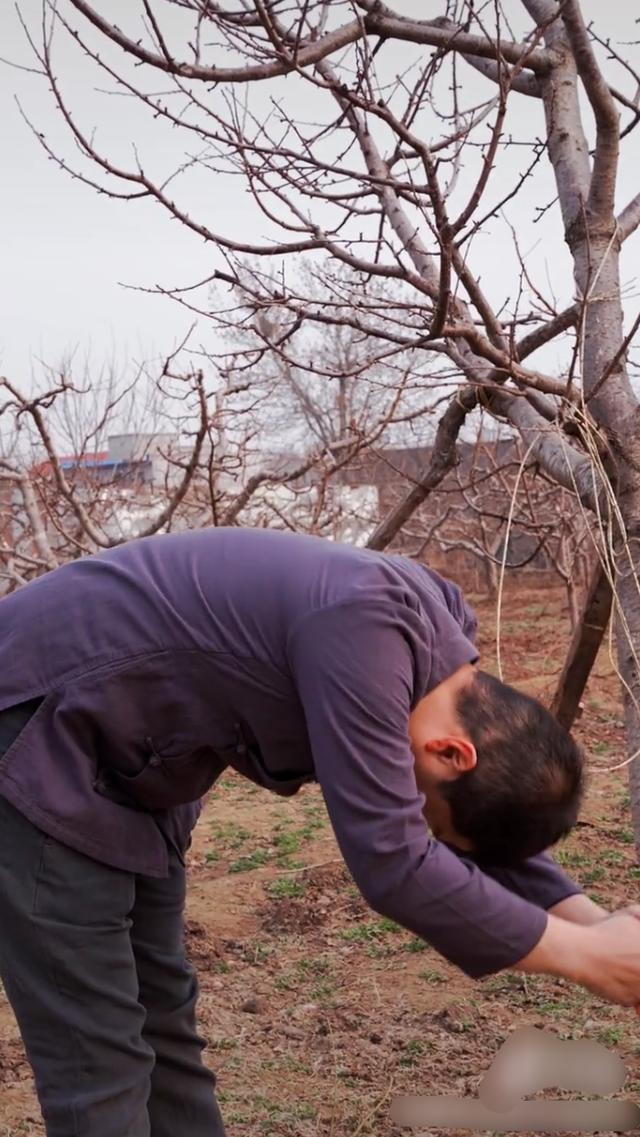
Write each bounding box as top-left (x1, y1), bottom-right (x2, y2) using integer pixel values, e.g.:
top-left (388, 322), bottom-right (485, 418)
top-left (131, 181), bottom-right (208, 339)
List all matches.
top-left (473, 850), bottom-right (583, 909)
top-left (287, 599), bottom-right (550, 979)
top-left (443, 577), bottom-right (479, 643)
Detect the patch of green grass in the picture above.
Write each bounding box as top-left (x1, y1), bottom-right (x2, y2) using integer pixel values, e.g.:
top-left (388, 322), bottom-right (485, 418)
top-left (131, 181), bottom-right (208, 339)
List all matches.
top-left (602, 850), bottom-right (627, 865)
top-left (418, 969), bottom-right (445, 985)
top-left (582, 866), bottom-right (606, 884)
top-left (403, 937), bottom-right (430, 954)
top-left (278, 1055), bottom-right (313, 1074)
top-left (310, 977), bottom-right (337, 1002)
top-left (616, 827), bottom-right (635, 845)
top-left (294, 957), bottom-right (337, 1002)
top-left (204, 850), bottom-right (221, 864)
top-left (273, 828), bottom-right (303, 858)
top-left (336, 1072), bottom-right (359, 1088)
top-left (229, 849), bottom-right (271, 873)
top-left (339, 924), bottom-right (379, 944)
top-left (210, 820), bottom-right (252, 849)
top-left (276, 955), bottom-right (334, 992)
top-left (366, 943), bottom-right (397, 960)
top-left (598, 1026), bottom-right (624, 1047)
top-left (308, 962), bottom-right (336, 1001)
top-left (555, 849), bottom-right (591, 868)
top-left (239, 939), bottom-right (274, 964)
top-left (225, 1093), bottom-right (317, 1128)
top-left (400, 1039), bottom-right (426, 1067)
top-left (338, 918), bottom-right (400, 944)
top-left (270, 809), bottom-right (327, 867)
top-left (302, 800), bottom-right (327, 827)
top-left (308, 957), bottom-right (333, 976)
top-left (484, 973), bottom-right (527, 997)
top-left (265, 876), bottom-right (306, 899)
top-left (274, 972), bottom-right (296, 991)
top-left (531, 996), bottom-right (581, 1019)
top-left (379, 917), bottom-right (403, 933)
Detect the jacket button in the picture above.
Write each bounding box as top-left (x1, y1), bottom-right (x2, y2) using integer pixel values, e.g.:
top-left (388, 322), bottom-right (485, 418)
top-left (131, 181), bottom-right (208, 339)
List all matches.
top-left (93, 777), bottom-right (105, 793)
top-left (149, 756), bottom-right (162, 768)
top-left (236, 742), bottom-right (247, 756)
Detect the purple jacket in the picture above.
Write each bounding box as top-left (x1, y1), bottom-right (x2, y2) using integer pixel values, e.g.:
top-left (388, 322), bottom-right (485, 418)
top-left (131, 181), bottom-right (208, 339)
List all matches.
top-left (0, 527), bottom-right (579, 978)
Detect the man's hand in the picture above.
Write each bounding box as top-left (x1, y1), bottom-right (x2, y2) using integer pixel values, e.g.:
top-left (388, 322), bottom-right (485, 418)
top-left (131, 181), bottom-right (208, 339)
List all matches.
top-left (514, 911), bottom-right (640, 1008)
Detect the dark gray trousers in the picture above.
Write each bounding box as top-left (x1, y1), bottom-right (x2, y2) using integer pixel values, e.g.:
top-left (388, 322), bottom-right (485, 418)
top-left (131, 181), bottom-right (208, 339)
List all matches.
top-left (0, 707), bottom-right (226, 1137)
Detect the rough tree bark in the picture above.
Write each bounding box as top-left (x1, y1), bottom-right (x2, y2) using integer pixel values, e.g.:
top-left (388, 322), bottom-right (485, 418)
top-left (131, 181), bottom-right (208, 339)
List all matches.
top-left (528, 0), bottom-right (640, 852)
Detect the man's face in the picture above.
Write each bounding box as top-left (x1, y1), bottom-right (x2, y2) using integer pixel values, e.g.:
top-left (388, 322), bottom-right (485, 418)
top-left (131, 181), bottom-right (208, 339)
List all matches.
top-left (407, 667), bottom-right (478, 854)
top-left (414, 761), bottom-right (475, 853)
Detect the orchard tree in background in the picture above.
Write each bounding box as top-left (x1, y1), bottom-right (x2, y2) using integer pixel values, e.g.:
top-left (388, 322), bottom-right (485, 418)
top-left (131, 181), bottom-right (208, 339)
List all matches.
top-left (8, 0), bottom-right (640, 845)
top-left (0, 342), bottom-right (403, 582)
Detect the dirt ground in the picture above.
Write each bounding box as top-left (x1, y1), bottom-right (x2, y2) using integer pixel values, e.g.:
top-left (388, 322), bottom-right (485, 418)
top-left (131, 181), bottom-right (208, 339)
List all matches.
top-left (1, 587), bottom-right (639, 1136)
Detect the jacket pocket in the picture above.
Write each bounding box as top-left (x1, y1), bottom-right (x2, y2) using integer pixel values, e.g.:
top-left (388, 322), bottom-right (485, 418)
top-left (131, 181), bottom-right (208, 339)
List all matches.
top-left (229, 722), bottom-right (314, 798)
top-left (0, 697), bottom-right (46, 762)
top-left (105, 737), bottom-right (229, 811)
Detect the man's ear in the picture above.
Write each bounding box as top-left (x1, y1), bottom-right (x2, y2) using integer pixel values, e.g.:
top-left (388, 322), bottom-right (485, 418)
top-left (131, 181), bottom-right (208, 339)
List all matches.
top-left (427, 737), bottom-right (477, 775)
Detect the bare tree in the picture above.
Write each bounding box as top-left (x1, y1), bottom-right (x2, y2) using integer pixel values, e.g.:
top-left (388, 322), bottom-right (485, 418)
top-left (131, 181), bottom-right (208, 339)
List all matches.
top-left (0, 359), bottom-right (210, 585)
top-left (11, 1), bottom-right (640, 845)
top-left (0, 308), bottom-right (411, 586)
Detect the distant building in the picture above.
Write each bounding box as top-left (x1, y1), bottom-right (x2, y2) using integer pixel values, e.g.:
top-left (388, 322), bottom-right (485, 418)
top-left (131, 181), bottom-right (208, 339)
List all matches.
top-left (31, 433), bottom-right (176, 488)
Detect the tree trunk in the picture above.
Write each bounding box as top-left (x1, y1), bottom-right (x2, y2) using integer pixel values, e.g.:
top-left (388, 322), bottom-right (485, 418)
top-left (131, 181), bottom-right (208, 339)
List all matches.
top-left (613, 465), bottom-right (640, 861)
top-left (566, 575), bottom-right (580, 632)
top-left (483, 556), bottom-right (499, 600)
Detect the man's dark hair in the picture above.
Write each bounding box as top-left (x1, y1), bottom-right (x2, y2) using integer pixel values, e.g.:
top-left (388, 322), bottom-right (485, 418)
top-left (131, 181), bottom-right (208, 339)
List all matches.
top-left (439, 670), bottom-right (585, 867)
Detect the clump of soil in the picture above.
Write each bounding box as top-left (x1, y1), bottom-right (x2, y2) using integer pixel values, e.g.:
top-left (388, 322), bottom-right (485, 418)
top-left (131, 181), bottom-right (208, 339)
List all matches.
top-left (184, 919), bottom-right (224, 965)
top-left (261, 896), bottom-right (321, 933)
top-left (259, 863), bottom-right (368, 933)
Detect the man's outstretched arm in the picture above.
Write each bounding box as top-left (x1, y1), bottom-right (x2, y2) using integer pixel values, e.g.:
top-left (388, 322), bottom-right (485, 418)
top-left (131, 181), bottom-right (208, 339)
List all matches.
top-left (287, 598), bottom-right (640, 1006)
top-left (549, 893), bottom-right (609, 924)
top-left (287, 597), bottom-right (550, 979)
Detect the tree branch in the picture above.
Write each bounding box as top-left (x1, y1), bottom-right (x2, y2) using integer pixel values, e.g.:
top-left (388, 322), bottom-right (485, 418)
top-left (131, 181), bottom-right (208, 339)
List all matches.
top-left (366, 388), bottom-right (477, 552)
top-left (619, 192), bottom-right (640, 243)
top-left (516, 303), bottom-right (579, 357)
top-left (456, 53), bottom-right (542, 97)
top-left (129, 370), bottom-right (209, 540)
top-left (559, 0), bottom-right (620, 220)
top-left (0, 463), bottom-right (58, 571)
top-left (358, 3), bottom-right (554, 72)
top-left (550, 557), bottom-right (612, 727)
top-left (66, 1), bottom-right (362, 82)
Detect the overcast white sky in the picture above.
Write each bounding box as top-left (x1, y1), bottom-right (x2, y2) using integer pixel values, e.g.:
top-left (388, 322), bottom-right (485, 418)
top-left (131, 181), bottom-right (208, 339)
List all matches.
top-left (1, 1), bottom-right (639, 388)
